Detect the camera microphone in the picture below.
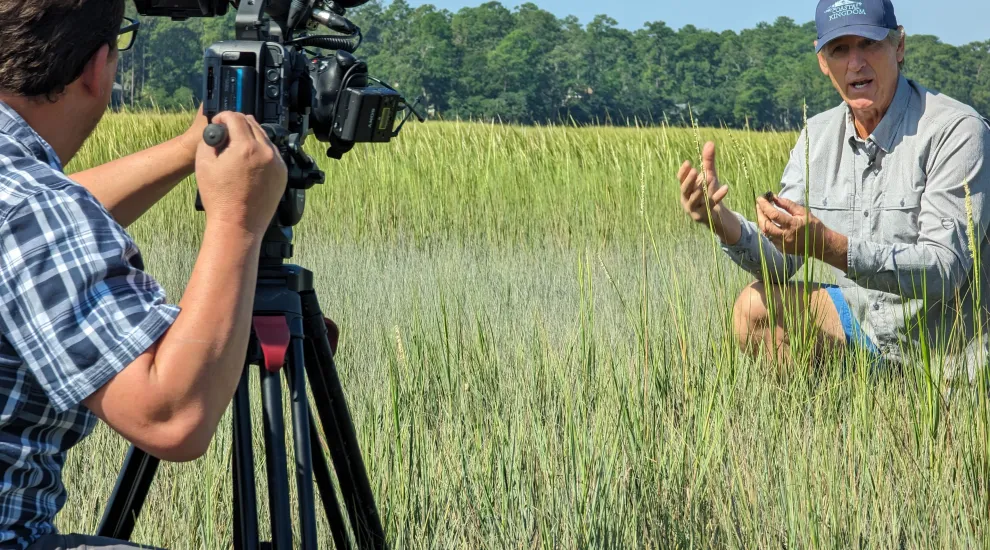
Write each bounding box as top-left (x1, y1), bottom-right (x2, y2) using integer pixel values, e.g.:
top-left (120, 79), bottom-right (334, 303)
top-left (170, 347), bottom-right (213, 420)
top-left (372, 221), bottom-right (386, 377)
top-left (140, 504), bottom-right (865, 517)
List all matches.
top-left (311, 7), bottom-right (357, 34)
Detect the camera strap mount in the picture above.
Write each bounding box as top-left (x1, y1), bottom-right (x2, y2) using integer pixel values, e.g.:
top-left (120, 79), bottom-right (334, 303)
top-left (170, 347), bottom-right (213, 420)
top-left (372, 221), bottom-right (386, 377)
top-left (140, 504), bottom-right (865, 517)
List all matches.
top-left (252, 316), bottom-right (290, 373)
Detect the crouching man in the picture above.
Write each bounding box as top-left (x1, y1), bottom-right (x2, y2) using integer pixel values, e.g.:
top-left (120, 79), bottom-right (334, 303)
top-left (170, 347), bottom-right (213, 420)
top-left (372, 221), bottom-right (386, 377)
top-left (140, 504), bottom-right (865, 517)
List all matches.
top-left (677, 0), bottom-right (990, 371)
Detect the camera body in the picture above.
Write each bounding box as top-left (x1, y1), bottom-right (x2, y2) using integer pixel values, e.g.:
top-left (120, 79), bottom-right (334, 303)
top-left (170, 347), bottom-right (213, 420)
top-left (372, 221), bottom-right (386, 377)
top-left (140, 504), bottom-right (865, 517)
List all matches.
top-left (202, 40), bottom-right (402, 152)
top-left (194, 0), bottom-right (402, 161)
top-left (204, 41), bottom-right (295, 130)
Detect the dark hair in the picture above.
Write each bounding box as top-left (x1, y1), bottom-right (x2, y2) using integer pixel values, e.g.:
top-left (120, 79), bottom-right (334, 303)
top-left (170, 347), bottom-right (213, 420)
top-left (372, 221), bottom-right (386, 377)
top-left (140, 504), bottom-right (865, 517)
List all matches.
top-left (0, 0), bottom-right (126, 102)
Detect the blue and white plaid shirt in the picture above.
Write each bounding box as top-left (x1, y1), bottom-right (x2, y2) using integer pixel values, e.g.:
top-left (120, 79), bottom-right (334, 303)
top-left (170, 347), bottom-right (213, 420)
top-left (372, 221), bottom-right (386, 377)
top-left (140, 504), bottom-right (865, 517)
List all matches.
top-left (0, 102), bottom-right (181, 549)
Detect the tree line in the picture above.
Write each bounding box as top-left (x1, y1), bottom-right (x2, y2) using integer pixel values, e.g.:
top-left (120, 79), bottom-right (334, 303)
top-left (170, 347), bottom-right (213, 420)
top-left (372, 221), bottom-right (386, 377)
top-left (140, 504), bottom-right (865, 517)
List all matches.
top-left (118, 0), bottom-right (990, 129)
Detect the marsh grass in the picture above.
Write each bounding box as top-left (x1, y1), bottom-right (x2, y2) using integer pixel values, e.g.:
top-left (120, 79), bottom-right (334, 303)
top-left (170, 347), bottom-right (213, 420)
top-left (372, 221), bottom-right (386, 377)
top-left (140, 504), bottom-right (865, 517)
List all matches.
top-left (50, 111), bottom-right (990, 548)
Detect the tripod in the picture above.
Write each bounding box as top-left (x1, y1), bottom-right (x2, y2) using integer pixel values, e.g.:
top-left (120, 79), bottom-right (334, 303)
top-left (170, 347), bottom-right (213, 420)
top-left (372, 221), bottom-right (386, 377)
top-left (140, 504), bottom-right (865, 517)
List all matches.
top-left (96, 219), bottom-right (388, 549)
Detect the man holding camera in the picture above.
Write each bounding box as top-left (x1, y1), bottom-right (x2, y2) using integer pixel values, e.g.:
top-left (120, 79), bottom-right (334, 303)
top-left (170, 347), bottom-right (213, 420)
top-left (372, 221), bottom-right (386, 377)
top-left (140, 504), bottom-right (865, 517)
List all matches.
top-left (0, 1), bottom-right (288, 548)
top-left (678, 0), bottom-right (990, 371)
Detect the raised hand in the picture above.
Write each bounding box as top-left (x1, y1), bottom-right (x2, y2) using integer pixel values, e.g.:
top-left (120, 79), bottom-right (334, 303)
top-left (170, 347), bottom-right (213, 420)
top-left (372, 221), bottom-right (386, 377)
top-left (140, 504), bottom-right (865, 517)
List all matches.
top-left (678, 141), bottom-right (730, 231)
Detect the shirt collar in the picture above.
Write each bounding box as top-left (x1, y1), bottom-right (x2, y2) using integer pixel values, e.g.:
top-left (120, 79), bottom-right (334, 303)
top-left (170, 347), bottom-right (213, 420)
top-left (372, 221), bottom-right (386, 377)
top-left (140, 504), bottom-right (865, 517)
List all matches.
top-left (0, 100), bottom-right (63, 171)
top-left (870, 74), bottom-right (911, 153)
top-left (846, 73), bottom-right (911, 154)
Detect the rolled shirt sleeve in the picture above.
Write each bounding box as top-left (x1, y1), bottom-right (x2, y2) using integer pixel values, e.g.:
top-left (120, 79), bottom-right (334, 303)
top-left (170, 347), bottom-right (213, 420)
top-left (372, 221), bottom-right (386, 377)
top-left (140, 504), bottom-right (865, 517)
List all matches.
top-left (845, 115), bottom-right (990, 301)
top-left (721, 128), bottom-right (809, 284)
top-left (0, 187), bottom-right (180, 413)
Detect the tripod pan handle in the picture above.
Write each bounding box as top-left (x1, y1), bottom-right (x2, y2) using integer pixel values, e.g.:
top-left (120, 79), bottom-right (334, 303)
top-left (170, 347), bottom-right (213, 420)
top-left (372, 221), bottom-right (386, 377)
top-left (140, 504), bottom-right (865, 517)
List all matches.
top-left (203, 123), bottom-right (228, 148)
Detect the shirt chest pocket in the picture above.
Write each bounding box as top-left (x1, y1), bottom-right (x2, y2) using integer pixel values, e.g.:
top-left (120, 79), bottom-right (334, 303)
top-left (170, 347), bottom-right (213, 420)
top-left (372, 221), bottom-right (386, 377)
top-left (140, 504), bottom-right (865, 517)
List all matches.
top-left (877, 187), bottom-right (924, 244)
top-left (809, 193), bottom-right (855, 236)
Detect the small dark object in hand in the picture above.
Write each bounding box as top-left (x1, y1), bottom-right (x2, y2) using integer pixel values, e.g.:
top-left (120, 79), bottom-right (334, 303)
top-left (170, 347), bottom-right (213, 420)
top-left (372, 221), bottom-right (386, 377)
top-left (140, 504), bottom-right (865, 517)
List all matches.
top-left (763, 191), bottom-right (775, 202)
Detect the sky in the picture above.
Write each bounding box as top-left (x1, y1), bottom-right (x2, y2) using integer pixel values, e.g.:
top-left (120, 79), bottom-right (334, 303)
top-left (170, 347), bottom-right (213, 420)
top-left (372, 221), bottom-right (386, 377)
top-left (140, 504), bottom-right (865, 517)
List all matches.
top-left (400, 0), bottom-right (989, 47)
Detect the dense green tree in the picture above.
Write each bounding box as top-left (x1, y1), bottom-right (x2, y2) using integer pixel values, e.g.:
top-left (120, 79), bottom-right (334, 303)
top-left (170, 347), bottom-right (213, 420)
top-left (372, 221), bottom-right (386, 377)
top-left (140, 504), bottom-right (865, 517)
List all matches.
top-left (734, 69), bottom-right (774, 129)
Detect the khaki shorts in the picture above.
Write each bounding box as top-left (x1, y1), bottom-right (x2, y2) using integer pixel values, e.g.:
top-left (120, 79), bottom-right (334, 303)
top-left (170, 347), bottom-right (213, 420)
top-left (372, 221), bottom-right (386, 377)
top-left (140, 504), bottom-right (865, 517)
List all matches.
top-left (26, 533), bottom-right (165, 550)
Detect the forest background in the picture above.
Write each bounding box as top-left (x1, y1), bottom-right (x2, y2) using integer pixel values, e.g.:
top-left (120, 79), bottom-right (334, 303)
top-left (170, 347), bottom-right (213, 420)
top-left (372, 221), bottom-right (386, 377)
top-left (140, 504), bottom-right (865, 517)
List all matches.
top-left (118, 0), bottom-right (990, 129)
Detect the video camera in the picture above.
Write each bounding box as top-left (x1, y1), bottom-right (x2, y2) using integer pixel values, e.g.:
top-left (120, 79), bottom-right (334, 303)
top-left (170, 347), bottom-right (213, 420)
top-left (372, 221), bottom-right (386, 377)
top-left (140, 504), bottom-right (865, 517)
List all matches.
top-left (133, 0), bottom-right (422, 231)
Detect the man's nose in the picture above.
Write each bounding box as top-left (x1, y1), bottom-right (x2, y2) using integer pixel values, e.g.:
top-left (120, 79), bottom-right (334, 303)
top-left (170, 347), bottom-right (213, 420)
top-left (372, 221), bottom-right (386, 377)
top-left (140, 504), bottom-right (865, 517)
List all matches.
top-left (848, 48), bottom-right (867, 72)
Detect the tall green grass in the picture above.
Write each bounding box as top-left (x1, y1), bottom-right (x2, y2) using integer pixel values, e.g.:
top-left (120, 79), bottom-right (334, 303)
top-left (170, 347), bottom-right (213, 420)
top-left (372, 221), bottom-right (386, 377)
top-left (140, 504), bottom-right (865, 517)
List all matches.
top-left (53, 111), bottom-right (990, 548)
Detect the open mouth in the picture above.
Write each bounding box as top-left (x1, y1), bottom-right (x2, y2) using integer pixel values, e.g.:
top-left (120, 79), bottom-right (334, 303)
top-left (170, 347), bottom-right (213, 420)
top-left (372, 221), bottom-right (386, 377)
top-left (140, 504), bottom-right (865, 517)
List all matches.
top-left (849, 78), bottom-right (874, 91)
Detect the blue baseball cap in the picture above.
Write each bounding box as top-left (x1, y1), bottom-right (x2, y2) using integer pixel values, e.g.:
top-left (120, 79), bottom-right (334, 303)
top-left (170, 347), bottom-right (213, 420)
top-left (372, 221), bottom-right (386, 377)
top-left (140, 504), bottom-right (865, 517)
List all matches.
top-left (815, 0), bottom-right (899, 53)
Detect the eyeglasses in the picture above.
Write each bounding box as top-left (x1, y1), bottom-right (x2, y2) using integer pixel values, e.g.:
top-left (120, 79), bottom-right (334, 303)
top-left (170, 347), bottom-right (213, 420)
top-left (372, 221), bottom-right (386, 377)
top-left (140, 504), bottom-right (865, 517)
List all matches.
top-left (118, 16), bottom-right (139, 52)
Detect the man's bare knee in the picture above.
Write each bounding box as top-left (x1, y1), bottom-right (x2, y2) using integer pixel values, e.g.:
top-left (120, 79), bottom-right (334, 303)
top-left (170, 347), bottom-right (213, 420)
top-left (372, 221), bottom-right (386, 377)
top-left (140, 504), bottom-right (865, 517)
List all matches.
top-left (733, 282), bottom-right (771, 350)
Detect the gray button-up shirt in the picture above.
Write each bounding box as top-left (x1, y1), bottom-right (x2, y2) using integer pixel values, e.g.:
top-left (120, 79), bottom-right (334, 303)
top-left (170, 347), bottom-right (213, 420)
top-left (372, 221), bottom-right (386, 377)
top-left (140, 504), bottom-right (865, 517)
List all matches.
top-left (722, 74), bottom-right (990, 373)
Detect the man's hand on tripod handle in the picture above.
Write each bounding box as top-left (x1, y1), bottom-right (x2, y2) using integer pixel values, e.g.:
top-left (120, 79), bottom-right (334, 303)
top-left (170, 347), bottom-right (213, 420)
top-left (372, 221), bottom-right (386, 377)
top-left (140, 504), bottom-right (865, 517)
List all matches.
top-left (195, 112), bottom-right (287, 237)
top-left (81, 112), bottom-right (289, 463)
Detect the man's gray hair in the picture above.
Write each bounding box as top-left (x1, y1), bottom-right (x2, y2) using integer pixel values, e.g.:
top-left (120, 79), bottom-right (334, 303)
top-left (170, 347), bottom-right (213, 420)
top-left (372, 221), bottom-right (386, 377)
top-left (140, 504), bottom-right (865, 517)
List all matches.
top-left (887, 27), bottom-right (906, 70)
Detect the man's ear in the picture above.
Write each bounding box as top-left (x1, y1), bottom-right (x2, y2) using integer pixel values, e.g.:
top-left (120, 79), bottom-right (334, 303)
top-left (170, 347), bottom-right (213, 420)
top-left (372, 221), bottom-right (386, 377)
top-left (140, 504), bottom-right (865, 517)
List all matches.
top-left (79, 44), bottom-right (113, 98)
top-left (816, 47), bottom-right (830, 77)
top-left (896, 26), bottom-right (906, 64)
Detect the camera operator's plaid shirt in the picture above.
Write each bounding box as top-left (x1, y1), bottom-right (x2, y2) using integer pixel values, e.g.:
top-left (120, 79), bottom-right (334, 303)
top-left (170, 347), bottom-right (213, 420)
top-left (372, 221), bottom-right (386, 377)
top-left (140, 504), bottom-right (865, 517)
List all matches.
top-left (0, 102), bottom-right (180, 549)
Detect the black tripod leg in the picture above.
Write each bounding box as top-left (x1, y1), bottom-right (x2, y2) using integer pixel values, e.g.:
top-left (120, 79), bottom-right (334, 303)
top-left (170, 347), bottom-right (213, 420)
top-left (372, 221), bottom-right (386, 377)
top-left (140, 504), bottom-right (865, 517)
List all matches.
top-left (286, 318), bottom-right (318, 549)
top-left (260, 366), bottom-right (293, 549)
top-left (96, 445), bottom-right (158, 540)
top-left (232, 423), bottom-right (241, 549)
top-left (300, 290), bottom-right (388, 550)
top-left (233, 362), bottom-right (259, 550)
top-left (285, 349), bottom-right (350, 550)
top-left (308, 414), bottom-right (352, 550)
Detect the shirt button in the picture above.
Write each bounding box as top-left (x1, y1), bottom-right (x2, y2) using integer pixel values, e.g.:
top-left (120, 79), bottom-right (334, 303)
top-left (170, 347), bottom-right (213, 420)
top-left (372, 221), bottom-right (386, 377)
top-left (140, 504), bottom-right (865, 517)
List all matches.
top-left (864, 211), bottom-right (870, 217)
top-left (873, 303), bottom-right (881, 310)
